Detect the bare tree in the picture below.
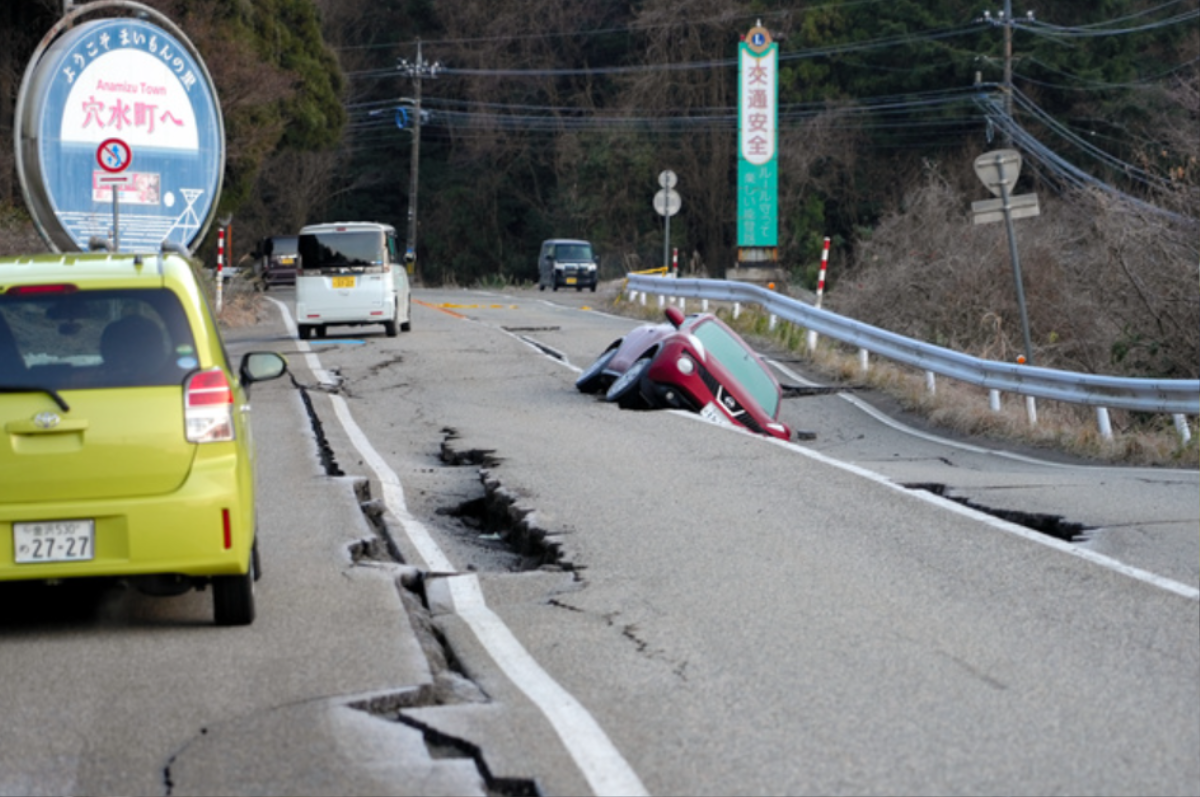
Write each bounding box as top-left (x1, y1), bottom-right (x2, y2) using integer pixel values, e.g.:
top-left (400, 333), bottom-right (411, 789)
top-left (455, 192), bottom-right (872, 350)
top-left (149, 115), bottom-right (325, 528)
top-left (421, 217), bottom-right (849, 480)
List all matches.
top-left (617, 0), bottom-right (744, 275)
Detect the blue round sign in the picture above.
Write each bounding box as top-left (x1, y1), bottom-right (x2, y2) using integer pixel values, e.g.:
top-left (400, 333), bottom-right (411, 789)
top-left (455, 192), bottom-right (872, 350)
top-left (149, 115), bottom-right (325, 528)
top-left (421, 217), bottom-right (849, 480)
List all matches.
top-left (16, 14), bottom-right (224, 254)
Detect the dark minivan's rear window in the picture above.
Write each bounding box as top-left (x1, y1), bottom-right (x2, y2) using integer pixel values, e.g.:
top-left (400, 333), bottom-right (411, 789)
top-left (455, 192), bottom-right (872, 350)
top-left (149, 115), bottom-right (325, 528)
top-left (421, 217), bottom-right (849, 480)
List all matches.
top-left (270, 235), bottom-right (299, 258)
top-left (0, 289), bottom-right (198, 390)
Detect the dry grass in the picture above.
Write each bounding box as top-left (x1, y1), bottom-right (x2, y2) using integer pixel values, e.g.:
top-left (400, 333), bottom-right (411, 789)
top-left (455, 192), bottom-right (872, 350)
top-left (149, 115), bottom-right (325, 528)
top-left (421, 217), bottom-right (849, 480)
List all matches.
top-left (187, 263), bottom-right (266, 329)
top-left (607, 284), bottom-right (1198, 469)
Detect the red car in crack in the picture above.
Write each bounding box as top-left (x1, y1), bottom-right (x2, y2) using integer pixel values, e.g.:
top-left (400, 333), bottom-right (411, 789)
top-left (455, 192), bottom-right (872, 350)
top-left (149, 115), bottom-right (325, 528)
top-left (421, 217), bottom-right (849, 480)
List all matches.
top-left (576, 306), bottom-right (793, 441)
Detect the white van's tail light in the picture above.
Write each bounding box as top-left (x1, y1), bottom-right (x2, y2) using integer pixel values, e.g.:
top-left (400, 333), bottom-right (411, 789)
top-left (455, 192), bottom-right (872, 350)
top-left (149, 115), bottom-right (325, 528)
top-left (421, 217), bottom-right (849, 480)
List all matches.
top-left (185, 368), bottom-right (235, 443)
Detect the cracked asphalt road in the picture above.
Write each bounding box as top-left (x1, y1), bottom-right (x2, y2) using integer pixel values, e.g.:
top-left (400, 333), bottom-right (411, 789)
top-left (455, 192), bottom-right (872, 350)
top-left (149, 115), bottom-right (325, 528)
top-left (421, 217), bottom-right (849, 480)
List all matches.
top-left (293, 285), bottom-right (1198, 796)
top-left (4, 284), bottom-right (1195, 796)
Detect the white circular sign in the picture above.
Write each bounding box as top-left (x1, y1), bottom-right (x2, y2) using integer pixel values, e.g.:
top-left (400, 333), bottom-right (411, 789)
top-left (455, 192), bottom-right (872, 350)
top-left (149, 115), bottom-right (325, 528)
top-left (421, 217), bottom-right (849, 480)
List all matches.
top-left (658, 170), bottom-right (677, 189)
top-left (654, 188), bottom-right (681, 217)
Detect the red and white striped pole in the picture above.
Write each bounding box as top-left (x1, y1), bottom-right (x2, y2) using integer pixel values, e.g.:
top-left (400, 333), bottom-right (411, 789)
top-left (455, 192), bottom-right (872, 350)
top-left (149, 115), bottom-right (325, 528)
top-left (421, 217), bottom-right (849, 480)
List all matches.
top-left (672, 247), bottom-right (678, 277)
top-left (215, 226), bottom-right (226, 313)
top-left (807, 237), bottom-right (831, 352)
top-left (814, 236), bottom-right (830, 309)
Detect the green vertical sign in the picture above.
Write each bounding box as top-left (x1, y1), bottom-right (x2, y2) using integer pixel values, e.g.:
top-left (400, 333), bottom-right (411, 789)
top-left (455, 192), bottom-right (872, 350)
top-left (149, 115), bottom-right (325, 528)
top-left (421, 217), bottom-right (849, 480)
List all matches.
top-left (737, 24), bottom-right (778, 248)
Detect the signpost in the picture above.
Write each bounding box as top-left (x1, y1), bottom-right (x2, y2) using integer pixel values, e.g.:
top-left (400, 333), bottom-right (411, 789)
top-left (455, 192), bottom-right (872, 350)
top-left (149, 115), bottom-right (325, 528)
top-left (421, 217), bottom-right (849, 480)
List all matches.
top-left (654, 170), bottom-right (681, 271)
top-left (95, 138), bottom-right (131, 251)
top-left (971, 149), bottom-right (1038, 366)
top-left (733, 21), bottom-right (782, 285)
top-left (15, 3), bottom-right (225, 254)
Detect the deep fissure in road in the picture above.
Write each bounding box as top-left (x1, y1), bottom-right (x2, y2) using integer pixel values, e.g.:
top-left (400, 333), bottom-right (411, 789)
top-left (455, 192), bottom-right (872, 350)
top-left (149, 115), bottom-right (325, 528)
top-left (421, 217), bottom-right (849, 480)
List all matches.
top-left (294, 378), bottom-right (344, 476)
top-left (905, 482), bottom-right (1093, 542)
top-left (437, 428), bottom-right (573, 574)
top-left (297, 386), bottom-right (550, 795)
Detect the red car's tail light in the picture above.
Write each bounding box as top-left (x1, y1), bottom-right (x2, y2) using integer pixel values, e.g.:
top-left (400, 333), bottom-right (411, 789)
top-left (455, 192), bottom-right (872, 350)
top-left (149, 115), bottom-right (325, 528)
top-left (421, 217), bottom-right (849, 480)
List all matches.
top-left (184, 368), bottom-right (235, 443)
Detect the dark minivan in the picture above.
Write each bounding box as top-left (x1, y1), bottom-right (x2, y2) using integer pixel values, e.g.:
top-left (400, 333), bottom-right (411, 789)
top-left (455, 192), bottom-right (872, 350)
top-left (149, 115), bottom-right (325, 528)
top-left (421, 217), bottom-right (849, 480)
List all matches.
top-left (538, 238), bottom-right (598, 292)
top-left (255, 235), bottom-right (300, 288)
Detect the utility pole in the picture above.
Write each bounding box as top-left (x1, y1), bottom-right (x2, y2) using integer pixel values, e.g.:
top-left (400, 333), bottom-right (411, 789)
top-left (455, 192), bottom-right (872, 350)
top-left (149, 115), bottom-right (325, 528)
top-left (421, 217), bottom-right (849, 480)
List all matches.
top-left (397, 40), bottom-right (440, 283)
top-left (1002, 0), bottom-right (1013, 144)
top-left (982, 1), bottom-right (1033, 145)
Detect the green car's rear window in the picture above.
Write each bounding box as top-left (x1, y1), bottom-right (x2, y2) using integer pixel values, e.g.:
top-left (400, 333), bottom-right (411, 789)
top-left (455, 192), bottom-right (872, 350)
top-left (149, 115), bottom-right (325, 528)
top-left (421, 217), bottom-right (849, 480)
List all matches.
top-left (0, 288), bottom-right (198, 390)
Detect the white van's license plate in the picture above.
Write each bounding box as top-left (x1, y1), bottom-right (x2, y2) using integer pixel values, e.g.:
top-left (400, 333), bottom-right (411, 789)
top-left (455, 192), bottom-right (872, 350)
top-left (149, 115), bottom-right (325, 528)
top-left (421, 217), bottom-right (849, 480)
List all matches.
top-left (331, 276), bottom-right (356, 289)
top-left (14, 520), bottom-right (95, 563)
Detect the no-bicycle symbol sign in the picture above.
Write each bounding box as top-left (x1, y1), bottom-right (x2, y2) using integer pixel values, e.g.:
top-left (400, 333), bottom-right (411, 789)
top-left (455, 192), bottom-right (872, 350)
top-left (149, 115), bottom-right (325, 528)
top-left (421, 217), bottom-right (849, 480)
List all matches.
top-left (97, 138), bottom-right (132, 173)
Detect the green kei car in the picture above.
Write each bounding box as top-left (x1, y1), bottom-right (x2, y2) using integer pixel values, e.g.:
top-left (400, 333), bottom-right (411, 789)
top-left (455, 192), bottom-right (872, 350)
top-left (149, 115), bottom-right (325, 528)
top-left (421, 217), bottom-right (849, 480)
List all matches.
top-left (0, 252), bottom-right (287, 625)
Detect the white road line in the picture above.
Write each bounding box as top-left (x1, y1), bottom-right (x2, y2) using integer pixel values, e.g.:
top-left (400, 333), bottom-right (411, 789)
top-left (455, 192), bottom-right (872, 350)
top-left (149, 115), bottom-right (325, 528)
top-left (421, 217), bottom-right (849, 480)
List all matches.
top-left (769, 358), bottom-right (1200, 476)
top-left (265, 297), bottom-right (338, 387)
top-left (265, 297), bottom-right (648, 797)
top-left (727, 371), bottom-right (1200, 601)
top-left (447, 575), bottom-right (649, 797)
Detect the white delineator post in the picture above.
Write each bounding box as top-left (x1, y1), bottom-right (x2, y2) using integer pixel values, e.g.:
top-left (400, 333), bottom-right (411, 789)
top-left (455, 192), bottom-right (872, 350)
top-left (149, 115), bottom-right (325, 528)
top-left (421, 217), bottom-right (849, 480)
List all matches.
top-left (807, 237), bottom-right (831, 352)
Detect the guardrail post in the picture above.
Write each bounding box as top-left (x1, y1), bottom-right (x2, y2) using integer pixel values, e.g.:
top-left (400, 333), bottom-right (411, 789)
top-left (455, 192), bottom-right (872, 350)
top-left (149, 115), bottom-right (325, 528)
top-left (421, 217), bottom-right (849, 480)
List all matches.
top-left (858, 348), bottom-right (869, 374)
top-left (733, 302), bottom-right (741, 320)
top-left (1096, 407), bottom-right (1113, 440)
top-left (702, 299), bottom-right (709, 311)
top-left (1174, 414), bottom-right (1192, 443)
top-left (989, 389), bottom-right (1002, 412)
top-left (925, 371), bottom-right (936, 395)
top-left (1025, 396), bottom-right (1038, 426)
top-left (679, 298), bottom-right (686, 313)
top-left (639, 291), bottom-right (646, 306)
top-left (806, 329), bottom-right (818, 352)
top-left (657, 294), bottom-right (665, 309)
top-left (769, 313), bottom-right (777, 331)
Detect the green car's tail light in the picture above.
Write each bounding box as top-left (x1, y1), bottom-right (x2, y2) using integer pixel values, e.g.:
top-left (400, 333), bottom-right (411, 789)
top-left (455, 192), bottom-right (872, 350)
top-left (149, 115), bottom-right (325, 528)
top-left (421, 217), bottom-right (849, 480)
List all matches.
top-left (184, 368), bottom-right (235, 443)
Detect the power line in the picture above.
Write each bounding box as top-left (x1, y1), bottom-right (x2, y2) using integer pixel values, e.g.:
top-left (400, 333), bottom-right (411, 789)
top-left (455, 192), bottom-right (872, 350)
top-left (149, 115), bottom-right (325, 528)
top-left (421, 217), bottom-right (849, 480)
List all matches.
top-left (345, 22), bottom-right (988, 81)
top-left (1017, 6), bottom-right (1199, 38)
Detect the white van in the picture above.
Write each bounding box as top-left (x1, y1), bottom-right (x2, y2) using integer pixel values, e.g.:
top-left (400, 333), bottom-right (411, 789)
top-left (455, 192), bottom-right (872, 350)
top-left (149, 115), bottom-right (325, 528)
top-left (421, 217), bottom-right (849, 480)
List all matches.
top-left (294, 222), bottom-right (412, 340)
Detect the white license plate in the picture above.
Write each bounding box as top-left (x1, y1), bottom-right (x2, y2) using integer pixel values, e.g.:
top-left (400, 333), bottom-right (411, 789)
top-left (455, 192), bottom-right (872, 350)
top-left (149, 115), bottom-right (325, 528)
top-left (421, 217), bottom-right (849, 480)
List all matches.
top-left (699, 402), bottom-right (733, 426)
top-left (13, 520), bottom-right (95, 564)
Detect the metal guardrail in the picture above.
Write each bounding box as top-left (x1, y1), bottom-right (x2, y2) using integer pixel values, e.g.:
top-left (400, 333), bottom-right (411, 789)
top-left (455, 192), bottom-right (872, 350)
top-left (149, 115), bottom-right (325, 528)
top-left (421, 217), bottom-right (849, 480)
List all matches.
top-left (625, 275), bottom-right (1199, 421)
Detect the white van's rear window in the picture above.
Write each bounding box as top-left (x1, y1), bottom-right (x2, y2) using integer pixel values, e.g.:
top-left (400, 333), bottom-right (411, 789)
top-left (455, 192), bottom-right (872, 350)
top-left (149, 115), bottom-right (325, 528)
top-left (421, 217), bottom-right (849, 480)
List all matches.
top-left (298, 231), bottom-right (384, 269)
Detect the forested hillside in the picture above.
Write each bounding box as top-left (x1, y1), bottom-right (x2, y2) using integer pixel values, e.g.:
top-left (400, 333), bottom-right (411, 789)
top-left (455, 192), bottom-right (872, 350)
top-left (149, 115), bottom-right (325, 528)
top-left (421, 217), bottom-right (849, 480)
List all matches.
top-left (2, 0), bottom-right (1196, 378)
